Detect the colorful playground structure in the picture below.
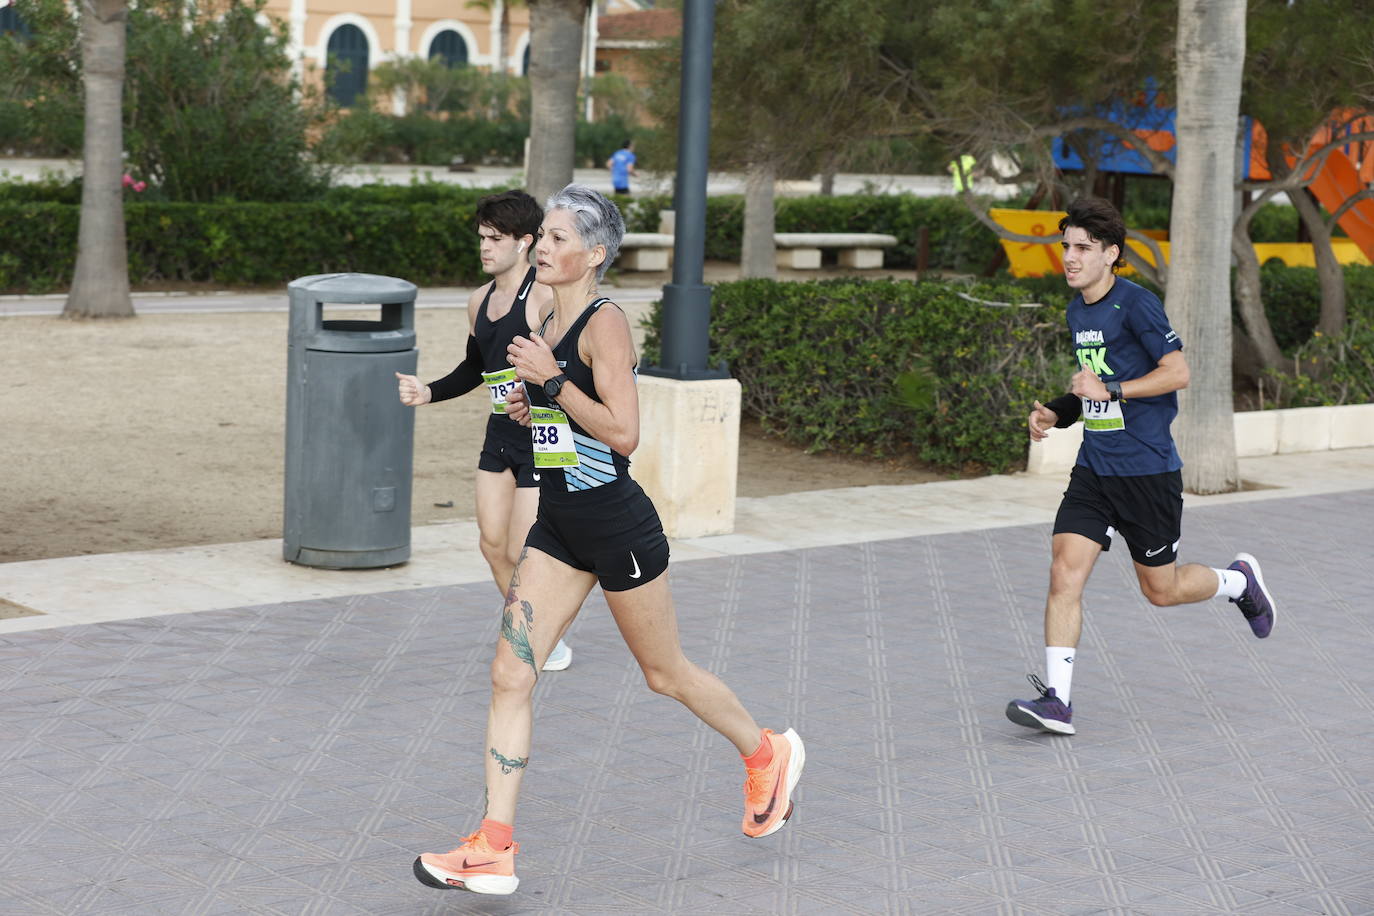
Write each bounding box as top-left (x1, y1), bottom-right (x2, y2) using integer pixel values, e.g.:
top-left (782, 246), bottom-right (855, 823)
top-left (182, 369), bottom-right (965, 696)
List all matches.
top-left (992, 97), bottom-right (1374, 278)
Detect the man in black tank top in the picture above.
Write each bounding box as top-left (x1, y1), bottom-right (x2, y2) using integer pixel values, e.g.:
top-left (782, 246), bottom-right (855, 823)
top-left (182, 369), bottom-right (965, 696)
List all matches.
top-left (413, 185), bottom-right (804, 898)
top-left (395, 190), bottom-right (571, 671)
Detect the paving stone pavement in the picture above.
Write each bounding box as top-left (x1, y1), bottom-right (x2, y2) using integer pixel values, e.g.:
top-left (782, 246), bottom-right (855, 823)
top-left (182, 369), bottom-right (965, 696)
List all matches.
top-left (2, 490), bottom-right (1373, 915)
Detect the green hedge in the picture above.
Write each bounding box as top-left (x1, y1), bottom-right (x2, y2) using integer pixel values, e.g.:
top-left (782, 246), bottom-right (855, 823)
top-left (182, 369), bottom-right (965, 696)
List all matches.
top-left (317, 111), bottom-right (655, 170)
top-left (642, 278), bottom-right (1072, 473)
top-left (0, 200), bottom-right (484, 291)
top-left (1252, 264), bottom-right (1374, 408)
top-left (2, 179), bottom-right (1308, 276)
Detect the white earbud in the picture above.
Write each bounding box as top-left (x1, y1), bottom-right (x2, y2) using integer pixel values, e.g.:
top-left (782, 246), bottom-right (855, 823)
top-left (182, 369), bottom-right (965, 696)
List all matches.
top-left (517, 240), bottom-right (527, 253)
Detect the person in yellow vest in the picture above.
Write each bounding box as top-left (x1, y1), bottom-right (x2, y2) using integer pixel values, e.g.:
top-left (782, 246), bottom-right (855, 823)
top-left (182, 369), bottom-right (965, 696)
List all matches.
top-left (948, 153), bottom-right (978, 192)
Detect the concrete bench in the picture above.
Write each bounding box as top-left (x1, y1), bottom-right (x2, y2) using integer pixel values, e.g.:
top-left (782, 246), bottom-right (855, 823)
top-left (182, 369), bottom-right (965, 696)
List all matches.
top-left (617, 232), bottom-right (675, 271)
top-left (773, 232), bottom-right (899, 270)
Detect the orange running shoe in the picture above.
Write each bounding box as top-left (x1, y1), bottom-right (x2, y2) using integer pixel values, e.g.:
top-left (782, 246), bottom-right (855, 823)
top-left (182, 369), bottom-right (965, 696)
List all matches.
top-left (741, 727), bottom-right (805, 838)
top-left (412, 831), bottom-right (519, 895)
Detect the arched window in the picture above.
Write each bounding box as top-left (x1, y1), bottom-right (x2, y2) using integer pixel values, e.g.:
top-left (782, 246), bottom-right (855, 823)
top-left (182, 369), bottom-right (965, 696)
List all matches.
top-left (326, 24), bottom-right (369, 107)
top-left (428, 30), bottom-right (468, 68)
top-left (521, 45), bottom-right (530, 76)
top-left (0, 5), bottom-right (33, 39)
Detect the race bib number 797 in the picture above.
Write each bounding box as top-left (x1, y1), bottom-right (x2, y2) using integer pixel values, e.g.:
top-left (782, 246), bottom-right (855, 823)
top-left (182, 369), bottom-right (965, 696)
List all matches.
top-left (1082, 397), bottom-right (1125, 431)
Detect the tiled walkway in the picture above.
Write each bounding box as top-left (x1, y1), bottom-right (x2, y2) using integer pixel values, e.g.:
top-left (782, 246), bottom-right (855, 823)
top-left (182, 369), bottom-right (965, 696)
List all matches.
top-left (3, 491), bottom-right (1372, 914)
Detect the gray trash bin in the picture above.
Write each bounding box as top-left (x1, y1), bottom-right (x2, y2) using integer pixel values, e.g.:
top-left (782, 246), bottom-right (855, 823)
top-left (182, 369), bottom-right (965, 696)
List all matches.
top-left (283, 273), bottom-right (418, 568)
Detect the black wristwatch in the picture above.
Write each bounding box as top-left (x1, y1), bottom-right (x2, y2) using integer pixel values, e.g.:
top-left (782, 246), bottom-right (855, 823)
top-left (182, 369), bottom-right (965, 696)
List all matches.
top-left (543, 373), bottom-right (568, 399)
top-left (1105, 380), bottom-right (1124, 402)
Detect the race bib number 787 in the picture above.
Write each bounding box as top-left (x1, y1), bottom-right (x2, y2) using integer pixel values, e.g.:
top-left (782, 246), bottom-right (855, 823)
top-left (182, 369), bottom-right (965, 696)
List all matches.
top-left (482, 368), bottom-right (521, 414)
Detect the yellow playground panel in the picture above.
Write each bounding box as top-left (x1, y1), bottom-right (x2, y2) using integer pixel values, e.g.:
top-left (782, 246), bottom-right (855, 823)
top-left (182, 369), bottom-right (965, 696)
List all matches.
top-left (989, 208), bottom-right (1371, 278)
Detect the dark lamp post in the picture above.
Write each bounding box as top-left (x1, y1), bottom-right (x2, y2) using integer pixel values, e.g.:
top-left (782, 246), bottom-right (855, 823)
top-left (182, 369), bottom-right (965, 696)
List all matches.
top-left (640, 0), bottom-right (727, 381)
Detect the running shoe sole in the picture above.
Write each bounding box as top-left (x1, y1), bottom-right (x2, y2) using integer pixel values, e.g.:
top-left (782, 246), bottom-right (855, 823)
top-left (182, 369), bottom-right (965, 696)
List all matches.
top-left (752, 728), bottom-right (806, 838)
top-left (1005, 701), bottom-right (1076, 735)
top-left (1234, 552), bottom-right (1277, 638)
top-left (542, 640), bottom-right (572, 672)
top-left (412, 857), bottom-right (518, 895)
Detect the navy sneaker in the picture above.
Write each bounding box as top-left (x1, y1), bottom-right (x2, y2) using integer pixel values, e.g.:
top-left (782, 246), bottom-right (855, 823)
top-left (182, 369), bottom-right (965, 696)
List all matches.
top-left (1006, 674), bottom-right (1075, 735)
top-left (1229, 552), bottom-right (1276, 639)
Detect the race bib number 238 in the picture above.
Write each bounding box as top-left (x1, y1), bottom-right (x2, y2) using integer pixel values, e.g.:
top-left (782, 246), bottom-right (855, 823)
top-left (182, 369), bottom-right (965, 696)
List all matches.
top-left (529, 406), bottom-right (579, 468)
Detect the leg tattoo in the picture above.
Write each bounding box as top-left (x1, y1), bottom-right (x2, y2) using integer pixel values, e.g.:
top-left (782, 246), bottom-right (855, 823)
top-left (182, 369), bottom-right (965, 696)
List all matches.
top-left (490, 747), bottom-right (529, 775)
top-left (509, 546), bottom-right (528, 588)
top-left (501, 596), bottom-right (537, 672)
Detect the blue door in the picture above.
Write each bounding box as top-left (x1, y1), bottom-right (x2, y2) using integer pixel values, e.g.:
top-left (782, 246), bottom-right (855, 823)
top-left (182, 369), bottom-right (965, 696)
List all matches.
top-left (327, 24), bottom-right (369, 107)
top-left (0, 5), bottom-right (33, 39)
top-left (428, 30), bottom-right (468, 68)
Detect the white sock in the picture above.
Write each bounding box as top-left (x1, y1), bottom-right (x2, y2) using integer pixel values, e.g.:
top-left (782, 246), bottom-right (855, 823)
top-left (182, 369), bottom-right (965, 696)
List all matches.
top-left (1046, 646), bottom-right (1076, 705)
top-left (1214, 567), bottom-right (1246, 600)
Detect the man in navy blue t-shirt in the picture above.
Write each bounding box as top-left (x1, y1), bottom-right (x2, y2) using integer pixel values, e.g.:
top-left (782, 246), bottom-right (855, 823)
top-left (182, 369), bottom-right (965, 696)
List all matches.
top-left (1005, 198), bottom-right (1278, 736)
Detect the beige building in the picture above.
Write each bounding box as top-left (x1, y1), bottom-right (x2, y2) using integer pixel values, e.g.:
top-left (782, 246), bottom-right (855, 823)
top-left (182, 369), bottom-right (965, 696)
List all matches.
top-left (594, 7), bottom-right (675, 105)
top-left (261, 0), bottom-right (654, 112)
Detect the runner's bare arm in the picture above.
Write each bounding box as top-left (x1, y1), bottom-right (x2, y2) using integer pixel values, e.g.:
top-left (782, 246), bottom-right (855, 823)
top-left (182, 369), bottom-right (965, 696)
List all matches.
top-left (566, 305), bottom-right (639, 454)
top-left (505, 307), bottom-right (638, 454)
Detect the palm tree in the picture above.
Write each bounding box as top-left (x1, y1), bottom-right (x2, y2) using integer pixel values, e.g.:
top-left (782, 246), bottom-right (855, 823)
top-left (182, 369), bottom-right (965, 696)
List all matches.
top-left (1168, 0), bottom-right (1246, 493)
top-left (64, 0), bottom-right (133, 319)
top-left (525, 0), bottom-right (588, 205)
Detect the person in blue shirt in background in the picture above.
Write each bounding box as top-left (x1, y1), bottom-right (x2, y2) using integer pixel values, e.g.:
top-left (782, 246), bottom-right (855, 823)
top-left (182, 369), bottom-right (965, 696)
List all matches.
top-left (1006, 197), bottom-right (1278, 737)
top-left (606, 140), bottom-right (636, 195)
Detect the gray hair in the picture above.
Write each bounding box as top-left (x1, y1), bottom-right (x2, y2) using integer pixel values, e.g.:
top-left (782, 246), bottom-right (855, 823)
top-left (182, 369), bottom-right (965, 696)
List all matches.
top-left (545, 183), bottom-right (624, 281)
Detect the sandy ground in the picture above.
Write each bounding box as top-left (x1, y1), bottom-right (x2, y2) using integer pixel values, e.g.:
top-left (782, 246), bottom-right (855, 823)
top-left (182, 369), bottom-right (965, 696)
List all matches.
top-left (1, 307), bottom-right (943, 563)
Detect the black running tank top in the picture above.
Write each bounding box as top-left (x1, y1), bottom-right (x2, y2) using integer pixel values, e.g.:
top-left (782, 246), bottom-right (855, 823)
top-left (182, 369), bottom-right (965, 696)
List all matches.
top-left (528, 298), bottom-right (634, 495)
top-left (472, 267), bottom-right (537, 371)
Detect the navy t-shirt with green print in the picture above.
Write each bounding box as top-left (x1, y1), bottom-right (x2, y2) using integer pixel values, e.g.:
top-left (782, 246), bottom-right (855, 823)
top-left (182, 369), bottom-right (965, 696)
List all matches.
top-left (1067, 277), bottom-right (1184, 477)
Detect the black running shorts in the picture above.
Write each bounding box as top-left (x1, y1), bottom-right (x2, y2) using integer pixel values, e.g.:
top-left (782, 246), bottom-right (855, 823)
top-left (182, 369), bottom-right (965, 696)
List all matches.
top-left (524, 478), bottom-right (670, 592)
top-left (476, 415), bottom-right (538, 488)
top-left (1053, 464), bottom-right (1183, 567)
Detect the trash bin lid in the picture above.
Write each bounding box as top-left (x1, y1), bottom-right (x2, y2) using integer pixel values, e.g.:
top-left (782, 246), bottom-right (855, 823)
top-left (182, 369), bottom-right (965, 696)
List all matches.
top-left (289, 273), bottom-right (417, 352)
top-left (289, 273), bottom-right (417, 304)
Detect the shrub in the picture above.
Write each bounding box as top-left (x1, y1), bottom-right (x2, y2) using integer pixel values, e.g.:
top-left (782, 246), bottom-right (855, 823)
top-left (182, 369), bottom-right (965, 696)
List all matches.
top-left (1260, 264), bottom-right (1374, 407)
top-left (0, 174), bottom-right (83, 204)
top-left (1249, 202), bottom-right (1299, 243)
top-left (1251, 262), bottom-right (1321, 352)
top-left (0, 203), bottom-right (77, 291)
top-left (641, 277), bottom-right (1072, 472)
top-left (0, 0), bottom-right (85, 157)
top-left (123, 0), bottom-right (330, 203)
top-left (0, 198), bottom-right (484, 290)
top-left (317, 108), bottom-right (657, 169)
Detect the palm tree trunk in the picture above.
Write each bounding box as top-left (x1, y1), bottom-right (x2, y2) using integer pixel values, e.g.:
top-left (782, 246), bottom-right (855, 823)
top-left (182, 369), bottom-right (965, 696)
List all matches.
top-left (526, 0), bottom-right (586, 205)
top-left (1168, 0), bottom-right (1245, 494)
top-left (496, 0), bottom-right (508, 74)
top-left (64, 0), bottom-right (133, 319)
top-left (741, 162), bottom-right (778, 279)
